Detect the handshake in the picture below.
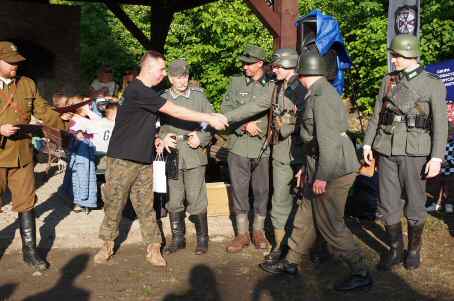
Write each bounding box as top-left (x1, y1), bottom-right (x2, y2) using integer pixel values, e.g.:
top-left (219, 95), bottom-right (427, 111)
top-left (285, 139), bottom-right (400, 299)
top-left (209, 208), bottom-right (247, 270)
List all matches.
top-left (205, 113), bottom-right (229, 131)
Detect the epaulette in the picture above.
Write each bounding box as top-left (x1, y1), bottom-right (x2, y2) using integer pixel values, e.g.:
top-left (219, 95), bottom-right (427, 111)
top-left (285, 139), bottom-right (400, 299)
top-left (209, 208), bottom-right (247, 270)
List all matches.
top-left (190, 87), bottom-right (204, 93)
top-left (424, 70), bottom-right (440, 80)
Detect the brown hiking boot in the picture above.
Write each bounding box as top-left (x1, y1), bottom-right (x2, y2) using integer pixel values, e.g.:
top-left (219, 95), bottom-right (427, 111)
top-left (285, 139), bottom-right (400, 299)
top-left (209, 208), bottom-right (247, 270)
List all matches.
top-left (146, 243), bottom-right (167, 267)
top-left (226, 233), bottom-right (250, 253)
top-left (253, 230), bottom-right (269, 250)
top-left (94, 240), bottom-right (114, 264)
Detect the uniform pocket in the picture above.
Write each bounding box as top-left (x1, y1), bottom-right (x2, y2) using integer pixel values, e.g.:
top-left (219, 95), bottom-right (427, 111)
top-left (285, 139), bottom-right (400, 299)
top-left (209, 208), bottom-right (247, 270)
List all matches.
top-left (372, 128), bottom-right (391, 155)
top-left (406, 128), bottom-right (431, 156)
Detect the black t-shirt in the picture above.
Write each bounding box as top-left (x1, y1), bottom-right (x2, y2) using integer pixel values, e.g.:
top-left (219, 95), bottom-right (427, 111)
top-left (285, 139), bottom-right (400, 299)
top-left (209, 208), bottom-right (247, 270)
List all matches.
top-left (107, 79), bottom-right (167, 164)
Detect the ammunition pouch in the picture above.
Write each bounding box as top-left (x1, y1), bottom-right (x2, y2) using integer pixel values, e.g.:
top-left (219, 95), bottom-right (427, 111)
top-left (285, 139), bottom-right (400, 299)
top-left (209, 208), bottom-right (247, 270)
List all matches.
top-left (379, 110), bottom-right (431, 130)
top-left (406, 114), bottom-right (431, 130)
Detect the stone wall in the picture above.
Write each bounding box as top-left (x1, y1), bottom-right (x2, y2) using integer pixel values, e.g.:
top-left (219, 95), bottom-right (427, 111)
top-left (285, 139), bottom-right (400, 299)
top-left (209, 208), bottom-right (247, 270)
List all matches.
top-left (0, 1), bottom-right (80, 100)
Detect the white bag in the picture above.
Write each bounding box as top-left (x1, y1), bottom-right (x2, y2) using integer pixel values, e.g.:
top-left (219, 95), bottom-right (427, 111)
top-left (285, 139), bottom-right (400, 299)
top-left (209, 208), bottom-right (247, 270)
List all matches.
top-left (153, 154), bottom-right (167, 193)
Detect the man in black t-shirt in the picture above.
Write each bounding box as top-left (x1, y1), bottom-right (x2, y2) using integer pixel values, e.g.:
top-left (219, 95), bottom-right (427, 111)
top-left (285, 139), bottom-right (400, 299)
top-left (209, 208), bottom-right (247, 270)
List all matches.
top-left (94, 50), bottom-right (227, 267)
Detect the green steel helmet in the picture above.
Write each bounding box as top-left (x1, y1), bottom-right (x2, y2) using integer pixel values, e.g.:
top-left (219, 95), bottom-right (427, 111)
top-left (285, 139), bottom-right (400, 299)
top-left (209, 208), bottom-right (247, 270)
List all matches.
top-left (270, 48), bottom-right (298, 69)
top-left (296, 53), bottom-right (327, 76)
top-left (389, 34), bottom-right (420, 58)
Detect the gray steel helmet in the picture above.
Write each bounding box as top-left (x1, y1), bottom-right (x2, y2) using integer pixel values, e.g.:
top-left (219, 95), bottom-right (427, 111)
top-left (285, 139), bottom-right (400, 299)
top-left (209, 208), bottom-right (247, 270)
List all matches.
top-left (389, 34), bottom-right (420, 58)
top-left (297, 53), bottom-right (327, 76)
top-left (270, 48), bottom-right (298, 69)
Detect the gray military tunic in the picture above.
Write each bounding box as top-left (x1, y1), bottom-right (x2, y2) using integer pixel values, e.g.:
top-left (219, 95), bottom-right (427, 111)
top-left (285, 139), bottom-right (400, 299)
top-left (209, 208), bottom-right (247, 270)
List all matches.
top-left (223, 75), bottom-right (306, 228)
top-left (159, 87), bottom-right (213, 215)
top-left (364, 67), bottom-right (448, 225)
top-left (286, 78), bottom-right (366, 274)
top-left (221, 75), bottom-right (274, 217)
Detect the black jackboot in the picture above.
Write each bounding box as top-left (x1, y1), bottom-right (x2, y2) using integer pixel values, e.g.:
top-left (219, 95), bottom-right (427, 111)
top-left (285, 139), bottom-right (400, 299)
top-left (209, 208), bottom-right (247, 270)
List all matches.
top-left (334, 255), bottom-right (373, 292)
top-left (405, 222), bottom-right (424, 270)
top-left (191, 212), bottom-right (209, 255)
top-left (377, 223), bottom-right (404, 271)
top-left (19, 210), bottom-right (49, 271)
top-left (164, 211), bottom-right (186, 254)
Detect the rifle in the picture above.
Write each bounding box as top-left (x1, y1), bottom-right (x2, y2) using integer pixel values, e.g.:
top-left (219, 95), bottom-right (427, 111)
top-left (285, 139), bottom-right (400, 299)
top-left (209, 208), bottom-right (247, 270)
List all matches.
top-left (253, 82), bottom-right (282, 169)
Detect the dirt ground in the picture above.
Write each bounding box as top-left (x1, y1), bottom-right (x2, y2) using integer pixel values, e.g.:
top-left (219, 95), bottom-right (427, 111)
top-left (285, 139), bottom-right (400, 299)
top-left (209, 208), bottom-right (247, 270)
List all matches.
top-left (1, 215), bottom-right (454, 301)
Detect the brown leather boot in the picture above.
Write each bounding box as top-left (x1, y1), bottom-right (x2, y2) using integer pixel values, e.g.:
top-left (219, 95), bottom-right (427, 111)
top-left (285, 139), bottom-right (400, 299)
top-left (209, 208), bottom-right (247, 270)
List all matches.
top-left (94, 240), bottom-right (114, 264)
top-left (253, 230), bottom-right (268, 250)
top-left (226, 233), bottom-right (250, 253)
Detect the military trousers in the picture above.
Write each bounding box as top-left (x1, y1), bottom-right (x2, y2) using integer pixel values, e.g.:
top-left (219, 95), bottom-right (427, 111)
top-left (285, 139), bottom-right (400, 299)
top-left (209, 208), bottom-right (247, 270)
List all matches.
top-left (287, 173), bottom-right (366, 273)
top-left (227, 152), bottom-right (269, 217)
top-left (166, 166), bottom-right (208, 215)
top-left (0, 163), bottom-right (36, 213)
top-left (378, 155), bottom-right (427, 226)
top-left (98, 157), bottom-right (161, 245)
top-left (270, 159), bottom-right (298, 230)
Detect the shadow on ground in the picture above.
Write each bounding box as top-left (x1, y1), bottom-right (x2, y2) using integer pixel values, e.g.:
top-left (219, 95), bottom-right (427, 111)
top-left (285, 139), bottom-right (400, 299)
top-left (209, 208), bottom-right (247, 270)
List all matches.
top-left (23, 254), bottom-right (90, 301)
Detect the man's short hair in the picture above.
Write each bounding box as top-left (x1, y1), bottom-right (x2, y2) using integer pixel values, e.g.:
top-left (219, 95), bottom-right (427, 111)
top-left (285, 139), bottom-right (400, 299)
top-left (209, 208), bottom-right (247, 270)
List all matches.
top-left (140, 50), bottom-right (165, 67)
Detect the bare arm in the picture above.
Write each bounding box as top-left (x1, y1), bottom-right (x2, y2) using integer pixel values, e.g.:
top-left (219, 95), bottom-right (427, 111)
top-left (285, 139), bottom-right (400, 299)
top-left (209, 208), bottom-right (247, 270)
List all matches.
top-left (159, 100), bottom-right (227, 130)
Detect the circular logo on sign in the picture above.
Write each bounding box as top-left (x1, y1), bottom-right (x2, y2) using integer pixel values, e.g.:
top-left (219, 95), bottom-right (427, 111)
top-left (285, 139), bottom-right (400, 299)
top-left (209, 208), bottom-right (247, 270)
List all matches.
top-left (395, 6), bottom-right (417, 34)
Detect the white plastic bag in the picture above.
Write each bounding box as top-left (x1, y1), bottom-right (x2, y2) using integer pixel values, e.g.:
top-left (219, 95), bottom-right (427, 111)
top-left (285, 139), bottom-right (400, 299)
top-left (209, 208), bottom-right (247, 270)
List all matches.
top-left (153, 154), bottom-right (167, 193)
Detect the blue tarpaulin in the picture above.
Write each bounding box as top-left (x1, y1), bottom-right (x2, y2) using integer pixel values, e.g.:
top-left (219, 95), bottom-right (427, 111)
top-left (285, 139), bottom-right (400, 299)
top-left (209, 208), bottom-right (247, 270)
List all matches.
top-left (296, 9), bottom-right (352, 94)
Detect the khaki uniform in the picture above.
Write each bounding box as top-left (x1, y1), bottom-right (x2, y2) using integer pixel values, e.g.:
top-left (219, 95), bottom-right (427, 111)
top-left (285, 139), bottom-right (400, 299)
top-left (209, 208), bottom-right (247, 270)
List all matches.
top-left (364, 68), bottom-right (448, 226)
top-left (0, 76), bottom-right (66, 212)
top-left (159, 87), bottom-right (213, 215)
top-left (286, 78), bottom-right (366, 274)
top-left (221, 75), bottom-right (274, 218)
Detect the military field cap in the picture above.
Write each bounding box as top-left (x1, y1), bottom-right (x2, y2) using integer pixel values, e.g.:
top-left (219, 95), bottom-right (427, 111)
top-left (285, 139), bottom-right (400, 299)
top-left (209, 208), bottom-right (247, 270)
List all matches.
top-left (168, 59), bottom-right (190, 76)
top-left (239, 45), bottom-right (266, 64)
top-left (0, 41), bottom-right (26, 63)
top-left (388, 34), bottom-right (420, 58)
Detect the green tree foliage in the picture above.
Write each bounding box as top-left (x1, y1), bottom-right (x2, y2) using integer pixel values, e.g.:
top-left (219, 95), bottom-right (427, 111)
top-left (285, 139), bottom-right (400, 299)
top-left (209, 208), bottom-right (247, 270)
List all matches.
top-left (51, 0), bottom-right (454, 114)
top-left (165, 1), bottom-right (273, 110)
top-left (299, 0), bottom-right (454, 114)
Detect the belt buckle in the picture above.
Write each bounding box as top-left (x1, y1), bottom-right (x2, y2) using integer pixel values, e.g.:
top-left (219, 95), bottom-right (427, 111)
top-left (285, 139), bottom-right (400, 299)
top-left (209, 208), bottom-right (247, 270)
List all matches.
top-left (394, 115), bottom-right (404, 122)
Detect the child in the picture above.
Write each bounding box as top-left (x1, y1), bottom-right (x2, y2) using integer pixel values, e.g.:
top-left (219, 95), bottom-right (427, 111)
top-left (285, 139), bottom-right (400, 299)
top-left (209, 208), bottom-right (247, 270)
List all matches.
top-left (63, 96), bottom-right (98, 214)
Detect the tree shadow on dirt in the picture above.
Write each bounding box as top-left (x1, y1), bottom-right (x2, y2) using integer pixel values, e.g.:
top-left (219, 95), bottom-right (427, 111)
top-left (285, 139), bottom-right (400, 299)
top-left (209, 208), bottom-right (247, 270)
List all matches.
top-left (0, 165), bottom-right (69, 260)
top-left (22, 254), bottom-right (90, 301)
top-left (251, 260), bottom-right (436, 301)
top-left (0, 283), bottom-right (17, 300)
top-left (162, 264), bottom-right (221, 301)
top-left (0, 191), bottom-right (72, 261)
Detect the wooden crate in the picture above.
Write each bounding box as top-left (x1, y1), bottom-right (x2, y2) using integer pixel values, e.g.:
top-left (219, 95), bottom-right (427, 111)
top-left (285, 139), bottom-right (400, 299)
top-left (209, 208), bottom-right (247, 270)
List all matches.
top-left (206, 182), bottom-right (232, 217)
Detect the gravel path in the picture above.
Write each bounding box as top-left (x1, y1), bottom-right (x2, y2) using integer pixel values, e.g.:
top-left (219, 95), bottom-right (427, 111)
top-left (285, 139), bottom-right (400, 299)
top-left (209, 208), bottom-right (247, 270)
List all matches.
top-left (0, 162), bottom-right (234, 254)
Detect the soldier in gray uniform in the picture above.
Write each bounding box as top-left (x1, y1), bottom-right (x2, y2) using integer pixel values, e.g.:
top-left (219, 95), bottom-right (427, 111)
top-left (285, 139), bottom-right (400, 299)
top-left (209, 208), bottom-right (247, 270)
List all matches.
top-left (222, 49), bottom-right (306, 260)
top-left (261, 53), bottom-right (373, 292)
top-left (159, 59), bottom-right (213, 255)
top-left (221, 46), bottom-right (274, 253)
top-left (363, 34), bottom-right (448, 271)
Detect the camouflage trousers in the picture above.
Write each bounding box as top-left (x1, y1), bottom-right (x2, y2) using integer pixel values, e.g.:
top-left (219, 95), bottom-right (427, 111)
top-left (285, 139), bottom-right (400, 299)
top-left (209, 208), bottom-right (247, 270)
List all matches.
top-left (98, 157), bottom-right (161, 245)
top-left (286, 173), bottom-right (368, 274)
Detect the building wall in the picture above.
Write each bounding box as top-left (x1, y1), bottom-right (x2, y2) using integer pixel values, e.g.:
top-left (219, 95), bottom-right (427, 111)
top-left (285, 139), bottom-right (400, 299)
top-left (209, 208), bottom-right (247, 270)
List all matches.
top-left (0, 1), bottom-right (80, 100)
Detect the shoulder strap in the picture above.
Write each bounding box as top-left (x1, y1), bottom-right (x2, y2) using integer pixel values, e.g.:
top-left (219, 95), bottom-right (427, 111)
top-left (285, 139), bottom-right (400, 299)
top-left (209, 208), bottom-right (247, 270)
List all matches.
top-left (0, 79), bottom-right (18, 116)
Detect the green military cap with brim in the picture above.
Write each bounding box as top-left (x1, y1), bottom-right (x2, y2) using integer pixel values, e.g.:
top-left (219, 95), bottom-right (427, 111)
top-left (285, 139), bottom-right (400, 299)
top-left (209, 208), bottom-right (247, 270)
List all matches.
top-left (0, 41), bottom-right (26, 63)
top-left (239, 45), bottom-right (266, 64)
top-left (168, 59), bottom-right (190, 77)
